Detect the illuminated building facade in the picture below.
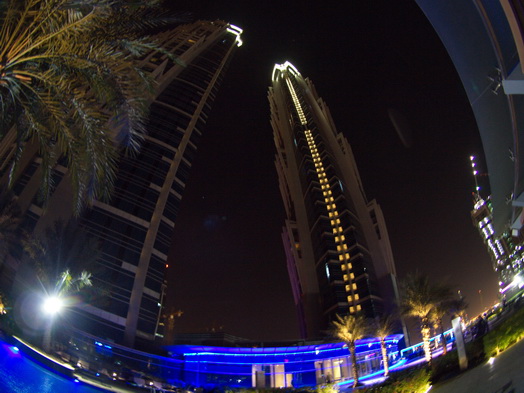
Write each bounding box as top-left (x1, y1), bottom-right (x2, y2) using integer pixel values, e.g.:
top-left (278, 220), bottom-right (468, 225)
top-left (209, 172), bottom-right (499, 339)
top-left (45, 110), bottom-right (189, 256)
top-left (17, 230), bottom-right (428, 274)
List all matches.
top-left (269, 62), bottom-right (399, 339)
top-left (2, 21), bottom-right (243, 347)
top-left (470, 156), bottom-right (524, 296)
top-left (61, 330), bottom-right (406, 389)
top-left (166, 335), bottom-right (404, 389)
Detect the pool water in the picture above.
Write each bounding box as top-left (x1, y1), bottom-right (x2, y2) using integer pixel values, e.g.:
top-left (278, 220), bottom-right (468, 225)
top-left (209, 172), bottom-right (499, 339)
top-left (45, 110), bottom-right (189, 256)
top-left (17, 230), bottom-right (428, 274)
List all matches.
top-left (0, 340), bottom-right (105, 393)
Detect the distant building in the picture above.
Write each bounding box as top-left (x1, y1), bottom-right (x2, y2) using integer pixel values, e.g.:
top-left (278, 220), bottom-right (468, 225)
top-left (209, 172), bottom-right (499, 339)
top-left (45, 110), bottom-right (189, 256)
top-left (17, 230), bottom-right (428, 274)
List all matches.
top-left (470, 157), bottom-right (523, 296)
top-left (268, 62), bottom-right (400, 339)
top-left (2, 21), bottom-right (243, 347)
top-left (416, 1), bottom-right (524, 293)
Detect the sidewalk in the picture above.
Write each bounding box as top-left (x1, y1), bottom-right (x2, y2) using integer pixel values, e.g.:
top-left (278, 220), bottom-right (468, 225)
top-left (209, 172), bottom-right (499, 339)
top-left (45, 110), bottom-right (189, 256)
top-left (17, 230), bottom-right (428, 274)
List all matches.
top-left (431, 337), bottom-right (524, 393)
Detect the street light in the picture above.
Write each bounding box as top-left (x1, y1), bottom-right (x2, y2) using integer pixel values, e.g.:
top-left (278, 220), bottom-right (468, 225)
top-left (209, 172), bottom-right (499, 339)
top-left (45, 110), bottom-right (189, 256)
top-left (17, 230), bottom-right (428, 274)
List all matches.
top-left (42, 295), bottom-right (64, 316)
top-left (41, 295), bottom-right (65, 352)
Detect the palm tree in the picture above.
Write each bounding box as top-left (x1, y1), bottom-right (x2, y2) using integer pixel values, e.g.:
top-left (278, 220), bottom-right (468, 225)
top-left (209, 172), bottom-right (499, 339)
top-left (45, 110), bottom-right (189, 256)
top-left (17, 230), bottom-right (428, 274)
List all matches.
top-left (23, 219), bottom-right (100, 351)
top-left (430, 303), bottom-right (448, 355)
top-left (400, 273), bottom-right (452, 364)
top-left (0, 0), bottom-right (182, 213)
top-left (373, 315), bottom-right (396, 376)
top-left (430, 297), bottom-right (468, 355)
top-left (331, 313), bottom-right (369, 388)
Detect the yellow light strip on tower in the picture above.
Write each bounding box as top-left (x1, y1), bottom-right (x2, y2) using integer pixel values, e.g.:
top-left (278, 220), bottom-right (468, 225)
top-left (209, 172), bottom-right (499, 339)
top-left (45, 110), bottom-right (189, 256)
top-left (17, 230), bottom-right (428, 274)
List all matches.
top-left (285, 79), bottom-right (307, 125)
top-left (283, 74), bottom-right (358, 313)
top-left (303, 129), bottom-right (354, 279)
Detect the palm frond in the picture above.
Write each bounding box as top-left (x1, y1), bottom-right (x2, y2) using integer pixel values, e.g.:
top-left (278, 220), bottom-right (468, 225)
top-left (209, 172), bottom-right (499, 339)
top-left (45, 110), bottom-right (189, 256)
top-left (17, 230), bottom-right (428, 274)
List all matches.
top-left (1, 0), bottom-right (182, 213)
top-left (331, 313), bottom-right (369, 344)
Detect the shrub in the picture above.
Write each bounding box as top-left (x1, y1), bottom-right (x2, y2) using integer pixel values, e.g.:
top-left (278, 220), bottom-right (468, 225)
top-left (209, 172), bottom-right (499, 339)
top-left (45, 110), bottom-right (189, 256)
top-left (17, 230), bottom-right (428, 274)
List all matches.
top-left (316, 383), bottom-right (339, 393)
top-left (465, 337), bottom-right (485, 367)
top-left (430, 350), bottom-right (459, 383)
top-left (224, 388), bottom-right (313, 393)
top-left (359, 367), bottom-right (430, 393)
top-left (483, 306), bottom-right (524, 357)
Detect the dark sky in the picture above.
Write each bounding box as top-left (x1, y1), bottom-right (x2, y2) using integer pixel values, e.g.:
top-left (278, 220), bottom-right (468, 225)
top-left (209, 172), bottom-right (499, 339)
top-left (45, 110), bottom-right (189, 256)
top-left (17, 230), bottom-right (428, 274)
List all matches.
top-left (166, 0), bottom-right (499, 341)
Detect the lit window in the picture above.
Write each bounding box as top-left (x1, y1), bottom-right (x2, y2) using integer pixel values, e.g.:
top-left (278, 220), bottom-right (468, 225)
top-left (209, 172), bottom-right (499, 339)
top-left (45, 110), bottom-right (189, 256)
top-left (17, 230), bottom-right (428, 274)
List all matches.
top-left (335, 236), bottom-right (339, 242)
top-left (357, 305), bottom-right (361, 311)
top-left (350, 306), bottom-right (355, 313)
top-left (343, 274), bottom-right (348, 281)
top-left (341, 264), bottom-right (346, 270)
top-left (337, 245), bottom-right (342, 251)
top-left (347, 295), bottom-right (352, 301)
top-left (354, 294), bottom-right (359, 300)
top-left (352, 283), bottom-right (357, 290)
top-left (350, 272), bottom-right (354, 279)
top-left (345, 253), bottom-right (350, 259)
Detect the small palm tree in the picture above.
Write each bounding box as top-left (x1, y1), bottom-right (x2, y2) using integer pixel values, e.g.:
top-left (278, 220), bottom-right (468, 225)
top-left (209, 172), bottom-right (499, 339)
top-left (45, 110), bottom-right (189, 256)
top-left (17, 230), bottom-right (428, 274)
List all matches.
top-left (400, 273), bottom-right (452, 364)
top-left (430, 303), bottom-right (447, 355)
top-left (331, 313), bottom-right (369, 387)
top-left (431, 297), bottom-right (468, 355)
top-left (374, 315), bottom-right (396, 376)
top-left (23, 219), bottom-right (100, 351)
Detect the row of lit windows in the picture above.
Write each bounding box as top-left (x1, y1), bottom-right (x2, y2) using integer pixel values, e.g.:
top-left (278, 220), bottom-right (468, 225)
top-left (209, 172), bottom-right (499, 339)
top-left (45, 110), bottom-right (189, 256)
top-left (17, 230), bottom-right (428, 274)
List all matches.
top-left (304, 128), bottom-right (358, 310)
top-left (285, 78), bottom-right (307, 125)
top-left (285, 76), bottom-right (360, 314)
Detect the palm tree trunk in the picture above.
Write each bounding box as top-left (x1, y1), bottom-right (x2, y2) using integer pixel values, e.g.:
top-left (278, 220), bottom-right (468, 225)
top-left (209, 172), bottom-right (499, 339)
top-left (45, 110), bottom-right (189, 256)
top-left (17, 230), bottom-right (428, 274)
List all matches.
top-left (421, 317), bottom-right (432, 364)
top-left (380, 338), bottom-right (389, 376)
top-left (350, 342), bottom-right (359, 387)
top-left (440, 323), bottom-right (447, 355)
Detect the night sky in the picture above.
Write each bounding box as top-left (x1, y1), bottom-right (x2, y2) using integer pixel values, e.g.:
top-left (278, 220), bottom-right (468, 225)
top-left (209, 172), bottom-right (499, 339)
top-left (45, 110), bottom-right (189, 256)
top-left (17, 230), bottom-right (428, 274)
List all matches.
top-left (166, 0), bottom-right (499, 341)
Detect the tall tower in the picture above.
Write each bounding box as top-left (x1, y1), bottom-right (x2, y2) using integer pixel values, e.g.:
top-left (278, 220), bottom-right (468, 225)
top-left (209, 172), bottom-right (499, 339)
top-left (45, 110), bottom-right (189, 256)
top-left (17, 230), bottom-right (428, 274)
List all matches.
top-left (3, 21), bottom-right (243, 347)
top-left (269, 62), bottom-right (398, 338)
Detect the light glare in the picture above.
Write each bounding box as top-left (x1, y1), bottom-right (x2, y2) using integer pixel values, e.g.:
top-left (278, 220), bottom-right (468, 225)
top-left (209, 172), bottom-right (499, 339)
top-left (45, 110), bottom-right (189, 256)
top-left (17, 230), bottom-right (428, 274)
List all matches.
top-left (42, 296), bottom-right (64, 315)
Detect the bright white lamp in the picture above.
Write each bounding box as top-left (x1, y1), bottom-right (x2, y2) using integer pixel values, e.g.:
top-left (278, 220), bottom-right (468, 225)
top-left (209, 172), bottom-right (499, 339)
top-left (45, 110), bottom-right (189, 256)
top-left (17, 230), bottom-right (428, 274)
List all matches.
top-left (42, 296), bottom-right (64, 316)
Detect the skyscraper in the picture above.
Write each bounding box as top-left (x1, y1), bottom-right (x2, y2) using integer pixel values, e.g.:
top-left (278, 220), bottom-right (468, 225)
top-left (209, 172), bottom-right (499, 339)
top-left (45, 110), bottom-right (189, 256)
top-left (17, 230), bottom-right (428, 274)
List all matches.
top-left (269, 62), bottom-right (398, 339)
top-left (3, 20), bottom-right (243, 347)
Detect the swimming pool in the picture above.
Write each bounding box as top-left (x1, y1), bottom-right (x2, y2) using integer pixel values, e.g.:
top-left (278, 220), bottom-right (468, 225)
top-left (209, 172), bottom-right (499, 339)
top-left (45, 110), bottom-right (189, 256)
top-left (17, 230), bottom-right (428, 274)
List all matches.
top-left (0, 339), bottom-right (104, 393)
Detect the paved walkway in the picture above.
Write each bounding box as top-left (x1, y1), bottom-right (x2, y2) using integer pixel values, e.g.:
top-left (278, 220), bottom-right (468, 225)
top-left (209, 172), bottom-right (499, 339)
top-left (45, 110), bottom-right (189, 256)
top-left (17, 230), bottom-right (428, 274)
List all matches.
top-left (431, 338), bottom-right (524, 393)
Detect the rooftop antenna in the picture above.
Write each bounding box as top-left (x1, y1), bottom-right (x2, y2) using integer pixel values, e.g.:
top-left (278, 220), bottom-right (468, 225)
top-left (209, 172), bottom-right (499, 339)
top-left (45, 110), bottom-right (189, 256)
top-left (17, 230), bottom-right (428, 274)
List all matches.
top-left (470, 155), bottom-right (481, 200)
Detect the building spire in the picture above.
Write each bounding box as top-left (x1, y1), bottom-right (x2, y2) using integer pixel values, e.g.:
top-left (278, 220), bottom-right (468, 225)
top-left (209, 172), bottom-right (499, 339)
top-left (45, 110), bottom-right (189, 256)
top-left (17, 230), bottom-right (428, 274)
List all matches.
top-left (470, 155), bottom-right (481, 201)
